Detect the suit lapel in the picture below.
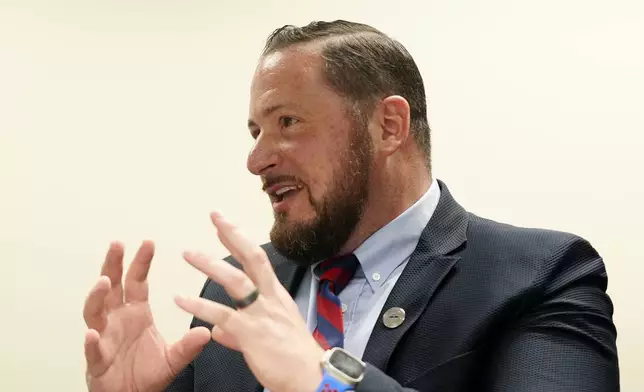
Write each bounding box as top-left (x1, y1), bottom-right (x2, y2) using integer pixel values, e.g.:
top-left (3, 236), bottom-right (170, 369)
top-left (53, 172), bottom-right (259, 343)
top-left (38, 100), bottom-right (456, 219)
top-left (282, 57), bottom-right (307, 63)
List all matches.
top-left (263, 243), bottom-right (307, 297)
top-left (362, 180), bottom-right (469, 371)
top-left (361, 253), bottom-right (460, 370)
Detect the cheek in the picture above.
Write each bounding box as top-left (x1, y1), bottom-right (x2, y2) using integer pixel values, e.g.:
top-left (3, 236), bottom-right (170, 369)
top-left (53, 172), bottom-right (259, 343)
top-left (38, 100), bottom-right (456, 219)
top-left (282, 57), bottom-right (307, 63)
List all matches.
top-left (304, 159), bottom-right (345, 204)
top-left (288, 127), bottom-right (348, 198)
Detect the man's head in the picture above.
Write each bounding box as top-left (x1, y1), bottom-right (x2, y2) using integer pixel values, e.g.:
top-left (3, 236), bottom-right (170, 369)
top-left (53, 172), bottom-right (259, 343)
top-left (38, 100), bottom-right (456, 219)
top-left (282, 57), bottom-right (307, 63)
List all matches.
top-left (246, 20), bottom-right (431, 264)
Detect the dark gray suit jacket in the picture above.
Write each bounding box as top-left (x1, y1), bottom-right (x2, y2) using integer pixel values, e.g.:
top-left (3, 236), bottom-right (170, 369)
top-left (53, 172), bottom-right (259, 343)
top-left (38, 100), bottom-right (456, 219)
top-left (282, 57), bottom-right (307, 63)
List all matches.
top-left (167, 180), bottom-right (619, 391)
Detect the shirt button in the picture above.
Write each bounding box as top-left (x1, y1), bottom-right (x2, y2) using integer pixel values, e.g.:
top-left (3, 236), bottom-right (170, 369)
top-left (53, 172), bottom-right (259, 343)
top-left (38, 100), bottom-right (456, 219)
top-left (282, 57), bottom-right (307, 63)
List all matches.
top-left (372, 272), bottom-right (381, 282)
top-left (341, 303), bottom-right (348, 313)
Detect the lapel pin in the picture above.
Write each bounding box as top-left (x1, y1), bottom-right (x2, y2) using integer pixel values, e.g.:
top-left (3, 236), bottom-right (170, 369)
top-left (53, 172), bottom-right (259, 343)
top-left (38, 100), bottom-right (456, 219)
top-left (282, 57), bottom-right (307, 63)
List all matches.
top-left (382, 307), bottom-right (406, 329)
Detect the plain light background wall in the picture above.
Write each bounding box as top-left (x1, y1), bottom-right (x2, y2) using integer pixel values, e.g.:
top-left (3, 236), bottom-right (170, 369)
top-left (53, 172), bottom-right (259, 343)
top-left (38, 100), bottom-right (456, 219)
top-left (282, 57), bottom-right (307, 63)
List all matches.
top-left (1, 0), bottom-right (642, 390)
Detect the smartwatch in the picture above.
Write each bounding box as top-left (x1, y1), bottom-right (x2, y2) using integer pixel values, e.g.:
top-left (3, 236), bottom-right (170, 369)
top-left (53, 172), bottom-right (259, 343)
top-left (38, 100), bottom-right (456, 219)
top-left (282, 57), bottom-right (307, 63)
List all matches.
top-left (316, 347), bottom-right (366, 392)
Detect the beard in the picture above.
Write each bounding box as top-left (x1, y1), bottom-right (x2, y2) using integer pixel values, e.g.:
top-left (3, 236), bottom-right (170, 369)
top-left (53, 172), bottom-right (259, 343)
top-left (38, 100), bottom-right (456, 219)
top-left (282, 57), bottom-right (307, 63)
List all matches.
top-left (269, 119), bottom-right (373, 266)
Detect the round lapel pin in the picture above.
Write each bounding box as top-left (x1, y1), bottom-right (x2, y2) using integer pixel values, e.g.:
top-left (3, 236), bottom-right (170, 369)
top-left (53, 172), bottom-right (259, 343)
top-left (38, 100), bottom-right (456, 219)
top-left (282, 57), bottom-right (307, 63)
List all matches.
top-left (382, 307), bottom-right (406, 329)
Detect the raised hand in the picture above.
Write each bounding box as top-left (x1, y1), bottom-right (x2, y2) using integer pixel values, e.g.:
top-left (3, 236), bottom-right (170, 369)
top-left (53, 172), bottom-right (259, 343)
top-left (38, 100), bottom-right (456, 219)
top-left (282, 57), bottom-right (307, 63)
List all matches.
top-left (174, 212), bottom-right (325, 392)
top-left (83, 241), bottom-right (210, 392)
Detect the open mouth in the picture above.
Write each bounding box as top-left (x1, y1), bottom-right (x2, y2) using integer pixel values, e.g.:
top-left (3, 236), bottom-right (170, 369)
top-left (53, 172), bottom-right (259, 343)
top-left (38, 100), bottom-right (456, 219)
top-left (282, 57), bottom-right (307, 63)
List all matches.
top-left (271, 185), bottom-right (302, 203)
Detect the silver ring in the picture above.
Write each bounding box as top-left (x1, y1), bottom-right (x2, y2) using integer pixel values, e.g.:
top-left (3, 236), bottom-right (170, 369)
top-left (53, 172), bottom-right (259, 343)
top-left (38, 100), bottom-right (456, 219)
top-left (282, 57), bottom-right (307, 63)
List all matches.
top-left (232, 288), bottom-right (259, 309)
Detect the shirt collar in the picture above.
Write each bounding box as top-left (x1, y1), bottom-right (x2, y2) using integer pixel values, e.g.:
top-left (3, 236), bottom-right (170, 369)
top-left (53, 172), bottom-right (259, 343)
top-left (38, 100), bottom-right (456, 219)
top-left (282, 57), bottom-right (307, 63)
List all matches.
top-left (312, 178), bottom-right (441, 290)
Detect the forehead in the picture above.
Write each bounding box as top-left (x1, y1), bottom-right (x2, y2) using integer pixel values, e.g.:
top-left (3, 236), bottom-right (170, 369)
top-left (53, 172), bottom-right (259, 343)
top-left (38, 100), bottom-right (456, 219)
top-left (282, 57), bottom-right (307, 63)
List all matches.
top-left (249, 47), bottom-right (335, 117)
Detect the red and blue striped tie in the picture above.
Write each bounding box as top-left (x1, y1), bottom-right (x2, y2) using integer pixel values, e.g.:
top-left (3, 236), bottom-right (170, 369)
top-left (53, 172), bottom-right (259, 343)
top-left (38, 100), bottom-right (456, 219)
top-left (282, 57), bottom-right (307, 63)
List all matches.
top-left (312, 254), bottom-right (359, 350)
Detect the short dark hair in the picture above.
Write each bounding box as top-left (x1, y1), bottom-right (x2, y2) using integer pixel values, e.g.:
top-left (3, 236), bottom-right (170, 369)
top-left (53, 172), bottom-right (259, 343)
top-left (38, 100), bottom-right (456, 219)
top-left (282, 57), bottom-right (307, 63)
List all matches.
top-left (262, 20), bottom-right (431, 167)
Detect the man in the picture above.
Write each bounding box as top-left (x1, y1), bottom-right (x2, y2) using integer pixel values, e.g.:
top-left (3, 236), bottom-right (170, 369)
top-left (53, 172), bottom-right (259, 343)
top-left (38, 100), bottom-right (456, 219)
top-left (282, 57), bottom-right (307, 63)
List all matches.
top-left (82, 20), bottom-right (620, 392)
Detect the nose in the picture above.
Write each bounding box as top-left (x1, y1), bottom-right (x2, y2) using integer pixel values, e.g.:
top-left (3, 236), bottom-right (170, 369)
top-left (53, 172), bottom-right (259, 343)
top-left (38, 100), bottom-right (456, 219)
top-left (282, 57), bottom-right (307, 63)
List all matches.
top-left (247, 133), bottom-right (280, 175)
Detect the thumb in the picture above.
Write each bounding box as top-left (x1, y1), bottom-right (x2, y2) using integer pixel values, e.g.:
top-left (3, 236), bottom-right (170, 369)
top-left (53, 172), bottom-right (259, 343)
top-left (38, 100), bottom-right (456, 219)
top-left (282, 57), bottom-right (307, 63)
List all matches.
top-left (85, 329), bottom-right (108, 376)
top-left (166, 326), bottom-right (211, 375)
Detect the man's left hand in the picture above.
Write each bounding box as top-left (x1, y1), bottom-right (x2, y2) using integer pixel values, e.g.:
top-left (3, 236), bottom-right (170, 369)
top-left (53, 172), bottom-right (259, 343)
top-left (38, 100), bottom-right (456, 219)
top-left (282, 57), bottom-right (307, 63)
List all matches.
top-left (174, 212), bottom-right (324, 392)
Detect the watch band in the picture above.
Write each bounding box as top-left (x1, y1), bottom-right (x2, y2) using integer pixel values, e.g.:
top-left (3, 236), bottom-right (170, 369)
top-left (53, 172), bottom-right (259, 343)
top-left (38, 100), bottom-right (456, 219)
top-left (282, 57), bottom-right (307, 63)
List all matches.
top-left (316, 368), bottom-right (355, 392)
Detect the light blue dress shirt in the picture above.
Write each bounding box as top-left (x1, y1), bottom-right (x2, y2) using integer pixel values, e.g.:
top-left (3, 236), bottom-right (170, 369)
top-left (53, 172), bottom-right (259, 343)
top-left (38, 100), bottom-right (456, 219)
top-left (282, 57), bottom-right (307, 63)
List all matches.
top-left (296, 178), bottom-right (440, 359)
top-left (264, 178), bottom-right (440, 391)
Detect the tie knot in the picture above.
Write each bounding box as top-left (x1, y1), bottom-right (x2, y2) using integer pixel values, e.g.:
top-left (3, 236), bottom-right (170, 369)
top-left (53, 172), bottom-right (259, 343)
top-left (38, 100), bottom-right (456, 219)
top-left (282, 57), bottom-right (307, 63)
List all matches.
top-left (316, 253), bottom-right (359, 295)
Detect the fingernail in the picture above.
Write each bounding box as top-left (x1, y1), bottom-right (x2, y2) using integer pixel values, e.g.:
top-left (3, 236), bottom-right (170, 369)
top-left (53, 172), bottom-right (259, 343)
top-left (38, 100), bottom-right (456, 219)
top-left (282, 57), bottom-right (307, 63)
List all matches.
top-left (212, 211), bottom-right (227, 222)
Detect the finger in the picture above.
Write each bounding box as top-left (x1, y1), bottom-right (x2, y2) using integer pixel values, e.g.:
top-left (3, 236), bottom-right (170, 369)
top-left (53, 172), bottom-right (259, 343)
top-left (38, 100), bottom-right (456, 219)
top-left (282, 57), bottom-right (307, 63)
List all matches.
top-left (183, 252), bottom-right (257, 305)
top-left (83, 276), bottom-right (111, 331)
top-left (124, 240), bottom-right (155, 303)
top-left (84, 329), bottom-right (108, 376)
top-left (211, 326), bottom-right (240, 351)
top-left (210, 212), bottom-right (277, 295)
top-left (174, 295), bottom-right (240, 332)
top-left (166, 326), bottom-right (211, 376)
top-left (100, 241), bottom-right (125, 309)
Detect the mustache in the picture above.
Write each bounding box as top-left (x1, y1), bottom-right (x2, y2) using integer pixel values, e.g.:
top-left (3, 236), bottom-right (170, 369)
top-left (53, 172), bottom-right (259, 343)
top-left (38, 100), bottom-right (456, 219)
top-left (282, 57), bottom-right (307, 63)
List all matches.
top-left (261, 174), bottom-right (301, 192)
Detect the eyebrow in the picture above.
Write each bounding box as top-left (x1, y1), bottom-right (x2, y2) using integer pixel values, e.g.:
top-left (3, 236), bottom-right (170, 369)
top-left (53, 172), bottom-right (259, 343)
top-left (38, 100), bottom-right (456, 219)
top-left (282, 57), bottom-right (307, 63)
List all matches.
top-left (247, 104), bottom-right (285, 129)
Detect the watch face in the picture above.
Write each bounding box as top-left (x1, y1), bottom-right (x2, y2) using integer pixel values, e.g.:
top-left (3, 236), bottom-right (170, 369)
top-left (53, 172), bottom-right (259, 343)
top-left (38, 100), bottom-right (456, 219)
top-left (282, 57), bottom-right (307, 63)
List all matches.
top-left (329, 349), bottom-right (365, 379)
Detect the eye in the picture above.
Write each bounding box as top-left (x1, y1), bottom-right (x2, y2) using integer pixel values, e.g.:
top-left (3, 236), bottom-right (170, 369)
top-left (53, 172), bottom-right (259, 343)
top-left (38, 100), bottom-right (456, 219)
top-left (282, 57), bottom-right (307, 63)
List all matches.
top-left (279, 116), bottom-right (299, 128)
top-left (250, 128), bottom-right (260, 139)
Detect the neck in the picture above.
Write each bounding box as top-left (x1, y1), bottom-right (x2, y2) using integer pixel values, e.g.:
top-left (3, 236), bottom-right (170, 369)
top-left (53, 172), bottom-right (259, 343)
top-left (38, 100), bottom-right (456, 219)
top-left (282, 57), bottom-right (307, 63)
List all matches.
top-left (339, 157), bottom-right (432, 255)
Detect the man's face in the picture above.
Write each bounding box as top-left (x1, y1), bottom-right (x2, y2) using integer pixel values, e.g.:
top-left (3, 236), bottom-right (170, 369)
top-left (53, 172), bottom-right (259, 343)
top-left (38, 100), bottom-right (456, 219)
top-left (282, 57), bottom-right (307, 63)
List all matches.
top-left (247, 47), bottom-right (373, 265)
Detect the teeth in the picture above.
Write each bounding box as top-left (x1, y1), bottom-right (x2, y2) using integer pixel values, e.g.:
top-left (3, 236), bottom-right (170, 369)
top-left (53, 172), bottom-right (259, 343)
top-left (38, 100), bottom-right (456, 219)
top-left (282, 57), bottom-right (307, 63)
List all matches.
top-left (275, 186), bottom-right (298, 196)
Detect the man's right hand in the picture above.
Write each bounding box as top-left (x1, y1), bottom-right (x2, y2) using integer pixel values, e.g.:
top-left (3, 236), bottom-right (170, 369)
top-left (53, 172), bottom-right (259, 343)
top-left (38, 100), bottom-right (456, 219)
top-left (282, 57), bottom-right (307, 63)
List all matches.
top-left (83, 241), bottom-right (211, 392)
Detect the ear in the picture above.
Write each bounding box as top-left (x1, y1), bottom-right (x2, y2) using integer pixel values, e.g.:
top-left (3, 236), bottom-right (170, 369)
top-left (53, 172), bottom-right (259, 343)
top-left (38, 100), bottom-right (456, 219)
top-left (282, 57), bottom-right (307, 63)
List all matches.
top-left (376, 95), bottom-right (411, 156)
